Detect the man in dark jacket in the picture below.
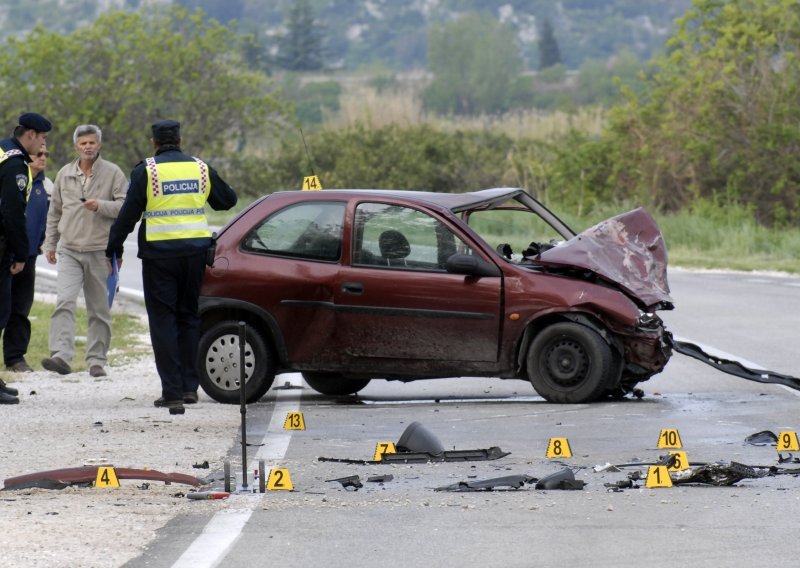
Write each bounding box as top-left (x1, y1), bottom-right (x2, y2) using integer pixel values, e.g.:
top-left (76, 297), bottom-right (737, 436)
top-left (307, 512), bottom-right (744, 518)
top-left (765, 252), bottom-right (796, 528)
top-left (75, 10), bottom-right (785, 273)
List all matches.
top-left (3, 144), bottom-right (52, 372)
top-left (106, 120), bottom-right (237, 415)
top-left (0, 112), bottom-right (51, 404)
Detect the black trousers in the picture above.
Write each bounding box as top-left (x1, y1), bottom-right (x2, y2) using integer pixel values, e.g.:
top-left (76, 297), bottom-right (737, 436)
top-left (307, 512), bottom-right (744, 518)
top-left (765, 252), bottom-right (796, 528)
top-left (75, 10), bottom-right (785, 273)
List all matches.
top-left (0, 239), bottom-right (10, 332)
top-left (2, 254), bottom-right (37, 366)
top-left (142, 253), bottom-right (206, 401)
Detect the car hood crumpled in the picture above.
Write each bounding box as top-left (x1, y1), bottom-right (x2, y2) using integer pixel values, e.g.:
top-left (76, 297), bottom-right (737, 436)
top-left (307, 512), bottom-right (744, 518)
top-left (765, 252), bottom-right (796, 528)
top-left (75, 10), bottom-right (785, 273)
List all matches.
top-left (533, 207), bottom-right (673, 308)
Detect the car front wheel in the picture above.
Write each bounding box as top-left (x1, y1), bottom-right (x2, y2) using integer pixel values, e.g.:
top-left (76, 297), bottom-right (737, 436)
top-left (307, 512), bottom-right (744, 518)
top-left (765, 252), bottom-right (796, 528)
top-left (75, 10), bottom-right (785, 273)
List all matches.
top-left (197, 321), bottom-right (275, 404)
top-left (527, 322), bottom-right (618, 404)
top-left (302, 372), bottom-right (371, 396)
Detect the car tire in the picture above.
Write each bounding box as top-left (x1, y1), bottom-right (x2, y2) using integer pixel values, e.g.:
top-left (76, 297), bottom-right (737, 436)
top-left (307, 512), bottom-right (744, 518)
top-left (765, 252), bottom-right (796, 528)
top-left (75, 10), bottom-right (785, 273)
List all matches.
top-left (527, 322), bottom-right (617, 404)
top-left (302, 372), bottom-right (371, 396)
top-left (197, 321), bottom-right (275, 404)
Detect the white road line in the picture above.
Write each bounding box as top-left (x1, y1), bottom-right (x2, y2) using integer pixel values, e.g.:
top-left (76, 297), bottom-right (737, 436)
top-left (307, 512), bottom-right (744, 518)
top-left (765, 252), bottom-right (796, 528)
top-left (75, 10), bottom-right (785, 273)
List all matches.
top-left (171, 374), bottom-right (303, 568)
top-left (674, 335), bottom-right (800, 398)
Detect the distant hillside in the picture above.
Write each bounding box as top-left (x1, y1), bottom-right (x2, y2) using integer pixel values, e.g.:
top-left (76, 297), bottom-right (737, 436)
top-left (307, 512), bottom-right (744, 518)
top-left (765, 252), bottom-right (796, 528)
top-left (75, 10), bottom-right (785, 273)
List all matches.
top-left (4, 0), bottom-right (692, 69)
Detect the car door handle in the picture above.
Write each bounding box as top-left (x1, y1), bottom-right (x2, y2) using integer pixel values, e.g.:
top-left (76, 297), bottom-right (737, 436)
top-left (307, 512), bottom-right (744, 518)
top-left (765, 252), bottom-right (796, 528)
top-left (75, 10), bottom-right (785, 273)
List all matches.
top-left (342, 282), bottom-right (364, 295)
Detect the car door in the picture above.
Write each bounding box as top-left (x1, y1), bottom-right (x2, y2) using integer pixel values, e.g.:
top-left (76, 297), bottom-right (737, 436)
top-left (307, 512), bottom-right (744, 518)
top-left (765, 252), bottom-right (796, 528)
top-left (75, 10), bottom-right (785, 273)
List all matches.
top-left (334, 201), bottom-right (503, 369)
top-left (236, 200), bottom-right (347, 365)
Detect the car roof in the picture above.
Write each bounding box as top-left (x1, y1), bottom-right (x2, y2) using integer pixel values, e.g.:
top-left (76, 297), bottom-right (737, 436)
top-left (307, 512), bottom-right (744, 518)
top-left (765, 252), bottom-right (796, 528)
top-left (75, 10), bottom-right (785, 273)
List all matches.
top-left (273, 187), bottom-right (528, 213)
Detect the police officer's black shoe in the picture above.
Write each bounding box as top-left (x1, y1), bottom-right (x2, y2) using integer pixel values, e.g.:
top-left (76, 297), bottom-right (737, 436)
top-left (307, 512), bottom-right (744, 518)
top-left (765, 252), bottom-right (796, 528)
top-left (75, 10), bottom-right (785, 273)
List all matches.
top-left (154, 397), bottom-right (185, 415)
top-left (0, 391), bottom-right (19, 404)
top-left (183, 391), bottom-right (199, 404)
top-left (0, 379), bottom-right (18, 396)
top-left (0, 379), bottom-right (18, 397)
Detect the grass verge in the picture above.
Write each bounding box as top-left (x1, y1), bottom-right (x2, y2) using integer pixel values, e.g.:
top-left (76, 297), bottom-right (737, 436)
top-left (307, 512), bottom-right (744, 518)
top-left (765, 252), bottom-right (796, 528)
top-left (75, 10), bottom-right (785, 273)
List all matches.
top-left (0, 300), bottom-right (149, 380)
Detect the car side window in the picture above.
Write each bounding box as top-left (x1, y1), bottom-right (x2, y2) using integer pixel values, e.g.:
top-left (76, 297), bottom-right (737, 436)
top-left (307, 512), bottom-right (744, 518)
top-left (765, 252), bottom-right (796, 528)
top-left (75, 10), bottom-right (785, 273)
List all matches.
top-left (352, 202), bottom-right (472, 270)
top-left (242, 201), bottom-right (345, 261)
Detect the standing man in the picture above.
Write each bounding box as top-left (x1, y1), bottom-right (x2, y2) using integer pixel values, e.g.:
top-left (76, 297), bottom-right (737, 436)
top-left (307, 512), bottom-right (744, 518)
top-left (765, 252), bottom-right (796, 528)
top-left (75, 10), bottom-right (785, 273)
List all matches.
top-left (106, 120), bottom-right (237, 415)
top-left (0, 112), bottom-right (51, 404)
top-left (42, 124), bottom-right (128, 378)
top-left (3, 143), bottom-right (52, 372)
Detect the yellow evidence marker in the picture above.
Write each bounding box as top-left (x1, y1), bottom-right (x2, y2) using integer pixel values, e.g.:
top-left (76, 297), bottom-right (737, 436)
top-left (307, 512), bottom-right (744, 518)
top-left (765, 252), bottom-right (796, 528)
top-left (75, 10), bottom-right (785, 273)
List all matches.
top-left (657, 429), bottom-right (683, 449)
top-left (777, 431), bottom-right (800, 451)
top-left (668, 451), bottom-right (690, 471)
top-left (283, 411), bottom-right (306, 430)
top-left (267, 468), bottom-right (294, 491)
top-left (645, 465), bottom-right (673, 488)
top-left (95, 466), bottom-right (120, 488)
top-left (302, 175), bottom-right (323, 191)
top-left (545, 437), bottom-right (572, 458)
top-left (373, 441), bottom-right (397, 461)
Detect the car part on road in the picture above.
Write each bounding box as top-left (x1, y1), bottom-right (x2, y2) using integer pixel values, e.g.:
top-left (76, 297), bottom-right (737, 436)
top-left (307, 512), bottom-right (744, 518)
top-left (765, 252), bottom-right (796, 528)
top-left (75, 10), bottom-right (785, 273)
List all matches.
top-left (187, 491), bottom-right (230, 500)
top-left (435, 474), bottom-right (537, 492)
top-left (396, 421), bottom-right (446, 455)
top-left (745, 430), bottom-right (779, 445)
top-left (367, 474), bottom-right (393, 483)
top-left (535, 468), bottom-right (586, 490)
top-left (318, 422), bottom-right (509, 464)
top-left (670, 462), bottom-right (765, 486)
top-left (673, 340), bottom-right (800, 392)
top-left (3, 466), bottom-right (202, 490)
top-left (326, 475), bottom-right (363, 490)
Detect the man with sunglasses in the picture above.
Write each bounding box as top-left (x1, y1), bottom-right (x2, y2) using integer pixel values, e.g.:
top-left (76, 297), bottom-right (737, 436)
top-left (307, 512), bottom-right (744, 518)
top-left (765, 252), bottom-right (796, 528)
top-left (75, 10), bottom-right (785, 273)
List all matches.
top-left (0, 112), bottom-right (51, 403)
top-left (3, 145), bottom-right (52, 373)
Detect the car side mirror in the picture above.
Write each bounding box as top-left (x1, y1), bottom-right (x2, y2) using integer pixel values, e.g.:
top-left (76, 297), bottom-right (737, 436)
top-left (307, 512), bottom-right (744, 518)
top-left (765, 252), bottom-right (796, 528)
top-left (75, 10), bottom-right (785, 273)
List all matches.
top-left (445, 254), bottom-right (501, 277)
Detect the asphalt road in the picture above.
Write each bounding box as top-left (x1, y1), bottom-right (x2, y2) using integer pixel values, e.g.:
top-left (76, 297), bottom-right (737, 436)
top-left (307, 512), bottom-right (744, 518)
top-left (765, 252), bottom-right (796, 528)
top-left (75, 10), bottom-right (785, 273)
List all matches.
top-left (111, 267), bottom-right (800, 568)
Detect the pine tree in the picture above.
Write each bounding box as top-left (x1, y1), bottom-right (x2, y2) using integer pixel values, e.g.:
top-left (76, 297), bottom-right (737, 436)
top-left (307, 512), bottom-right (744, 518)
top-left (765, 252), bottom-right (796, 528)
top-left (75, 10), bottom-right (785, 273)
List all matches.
top-left (538, 17), bottom-right (561, 70)
top-left (278, 0), bottom-right (324, 71)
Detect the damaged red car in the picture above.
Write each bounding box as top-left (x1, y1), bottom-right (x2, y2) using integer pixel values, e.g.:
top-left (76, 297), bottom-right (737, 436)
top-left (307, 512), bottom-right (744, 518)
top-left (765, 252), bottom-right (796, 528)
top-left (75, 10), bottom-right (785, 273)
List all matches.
top-left (197, 188), bottom-right (673, 404)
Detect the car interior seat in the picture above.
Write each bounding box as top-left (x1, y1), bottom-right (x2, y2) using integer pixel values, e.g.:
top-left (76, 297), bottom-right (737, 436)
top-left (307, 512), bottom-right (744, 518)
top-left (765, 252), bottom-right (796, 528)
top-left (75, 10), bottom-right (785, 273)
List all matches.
top-left (378, 229), bottom-right (411, 266)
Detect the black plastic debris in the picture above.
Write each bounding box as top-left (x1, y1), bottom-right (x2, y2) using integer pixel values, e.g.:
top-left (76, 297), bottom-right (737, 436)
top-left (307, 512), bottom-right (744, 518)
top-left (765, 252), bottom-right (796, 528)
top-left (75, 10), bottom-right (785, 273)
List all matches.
top-left (397, 422), bottom-right (445, 455)
top-left (745, 431), bottom-right (778, 446)
top-left (670, 462), bottom-right (766, 486)
top-left (367, 474), bottom-right (393, 483)
top-left (192, 461), bottom-right (210, 469)
top-left (318, 421), bottom-right (510, 464)
top-left (673, 340), bottom-right (800, 392)
top-left (435, 474), bottom-right (536, 492)
top-left (535, 468), bottom-right (586, 490)
top-left (381, 446), bottom-right (510, 464)
top-left (273, 381), bottom-right (304, 390)
top-left (326, 475), bottom-right (363, 490)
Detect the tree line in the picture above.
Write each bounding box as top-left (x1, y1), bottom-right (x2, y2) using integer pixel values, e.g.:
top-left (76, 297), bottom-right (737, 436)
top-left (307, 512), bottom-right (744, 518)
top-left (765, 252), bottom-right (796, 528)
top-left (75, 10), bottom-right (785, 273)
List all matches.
top-left (3, 0), bottom-right (798, 226)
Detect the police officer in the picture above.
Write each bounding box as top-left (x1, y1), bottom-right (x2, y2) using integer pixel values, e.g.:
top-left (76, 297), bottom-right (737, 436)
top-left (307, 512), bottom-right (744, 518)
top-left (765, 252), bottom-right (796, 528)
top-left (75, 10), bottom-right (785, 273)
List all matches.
top-left (0, 112), bottom-right (51, 404)
top-left (106, 120), bottom-right (237, 415)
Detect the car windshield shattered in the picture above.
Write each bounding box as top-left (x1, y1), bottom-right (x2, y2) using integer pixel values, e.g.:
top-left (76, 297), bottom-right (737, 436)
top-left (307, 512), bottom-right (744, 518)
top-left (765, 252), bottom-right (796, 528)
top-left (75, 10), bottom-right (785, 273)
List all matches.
top-left (461, 191), bottom-right (672, 310)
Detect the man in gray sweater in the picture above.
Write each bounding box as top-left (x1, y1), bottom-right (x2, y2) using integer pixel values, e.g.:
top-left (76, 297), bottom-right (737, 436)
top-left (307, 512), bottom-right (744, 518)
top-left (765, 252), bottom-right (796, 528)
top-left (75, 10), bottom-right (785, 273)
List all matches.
top-left (42, 124), bottom-right (128, 377)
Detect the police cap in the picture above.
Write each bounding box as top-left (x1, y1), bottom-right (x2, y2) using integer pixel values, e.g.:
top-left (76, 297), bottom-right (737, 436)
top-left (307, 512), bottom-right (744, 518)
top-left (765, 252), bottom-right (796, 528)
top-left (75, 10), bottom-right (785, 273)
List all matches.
top-left (151, 119), bottom-right (181, 142)
top-left (18, 112), bottom-right (52, 133)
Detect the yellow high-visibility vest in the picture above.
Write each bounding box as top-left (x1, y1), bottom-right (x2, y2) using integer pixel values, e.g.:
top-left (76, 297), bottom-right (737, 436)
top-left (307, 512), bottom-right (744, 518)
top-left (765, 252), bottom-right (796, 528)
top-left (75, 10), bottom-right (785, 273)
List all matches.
top-left (143, 157), bottom-right (211, 242)
top-left (0, 149), bottom-right (32, 201)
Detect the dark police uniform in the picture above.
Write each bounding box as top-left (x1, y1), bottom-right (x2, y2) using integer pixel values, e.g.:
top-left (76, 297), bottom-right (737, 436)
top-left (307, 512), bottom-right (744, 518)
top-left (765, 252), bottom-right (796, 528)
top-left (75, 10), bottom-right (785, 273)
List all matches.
top-left (0, 112), bottom-right (52, 331)
top-left (4, 170), bottom-right (50, 368)
top-left (0, 112), bottom-right (51, 402)
top-left (106, 120), bottom-right (237, 410)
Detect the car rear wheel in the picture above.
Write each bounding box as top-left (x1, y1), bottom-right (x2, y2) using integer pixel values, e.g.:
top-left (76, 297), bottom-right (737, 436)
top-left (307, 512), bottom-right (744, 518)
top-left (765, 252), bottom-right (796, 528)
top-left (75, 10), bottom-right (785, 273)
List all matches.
top-left (527, 322), bottom-right (617, 404)
top-left (197, 321), bottom-right (275, 404)
top-left (302, 372), bottom-right (371, 396)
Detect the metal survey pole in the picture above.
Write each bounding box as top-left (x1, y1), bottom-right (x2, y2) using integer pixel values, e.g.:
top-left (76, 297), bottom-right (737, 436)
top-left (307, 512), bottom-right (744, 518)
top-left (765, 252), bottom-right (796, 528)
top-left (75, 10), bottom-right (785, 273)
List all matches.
top-left (238, 321), bottom-right (249, 492)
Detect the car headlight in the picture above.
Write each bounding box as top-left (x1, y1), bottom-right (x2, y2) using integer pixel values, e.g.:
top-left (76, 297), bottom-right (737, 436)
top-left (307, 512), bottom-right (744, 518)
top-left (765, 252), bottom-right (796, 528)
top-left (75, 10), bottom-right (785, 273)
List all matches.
top-left (637, 311), bottom-right (661, 330)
